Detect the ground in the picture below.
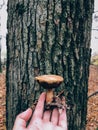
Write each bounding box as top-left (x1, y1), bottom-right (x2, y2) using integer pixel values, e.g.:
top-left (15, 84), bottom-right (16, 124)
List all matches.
top-left (86, 65), bottom-right (98, 130)
top-left (0, 65), bottom-right (98, 130)
top-left (0, 71), bottom-right (6, 130)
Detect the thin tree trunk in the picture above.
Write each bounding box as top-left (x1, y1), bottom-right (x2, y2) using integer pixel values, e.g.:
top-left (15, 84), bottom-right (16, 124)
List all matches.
top-left (6, 0), bottom-right (94, 130)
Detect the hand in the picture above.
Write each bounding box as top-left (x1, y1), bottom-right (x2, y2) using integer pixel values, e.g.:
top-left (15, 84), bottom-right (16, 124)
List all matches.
top-left (13, 92), bottom-right (68, 130)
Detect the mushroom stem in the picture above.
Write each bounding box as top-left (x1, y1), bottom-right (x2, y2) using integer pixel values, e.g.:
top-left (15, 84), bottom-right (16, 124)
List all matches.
top-left (46, 89), bottom-right (54, 104)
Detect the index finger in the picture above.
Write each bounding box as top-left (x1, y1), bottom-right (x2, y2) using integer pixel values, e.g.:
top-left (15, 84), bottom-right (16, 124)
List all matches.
top-left (31, 92), bottom-right (46, 120)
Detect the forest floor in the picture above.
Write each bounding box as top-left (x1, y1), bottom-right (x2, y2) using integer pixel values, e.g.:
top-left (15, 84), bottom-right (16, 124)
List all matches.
top-left (0, 65), bottom-right (98, 130)
top-left (86, 65), bottom-right (98, 130)
top-left (0, 70), bottom-right (6, 130)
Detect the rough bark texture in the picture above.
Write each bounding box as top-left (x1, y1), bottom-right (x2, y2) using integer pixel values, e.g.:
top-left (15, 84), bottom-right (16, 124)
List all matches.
top-left (6, 0), bottom-right (94, 130)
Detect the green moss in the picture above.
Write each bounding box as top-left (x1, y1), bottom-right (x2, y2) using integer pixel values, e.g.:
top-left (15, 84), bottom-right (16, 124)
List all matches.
top-left (91, 55), bottom-right (98, 65)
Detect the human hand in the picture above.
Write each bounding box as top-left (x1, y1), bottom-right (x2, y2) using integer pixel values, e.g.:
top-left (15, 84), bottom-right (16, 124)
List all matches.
top-left (13, 92), bottom-right (68, 130)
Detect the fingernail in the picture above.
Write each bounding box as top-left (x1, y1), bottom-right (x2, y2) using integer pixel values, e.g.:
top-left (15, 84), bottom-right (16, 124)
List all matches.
top-left (59, 109), bottom-right (63, 114)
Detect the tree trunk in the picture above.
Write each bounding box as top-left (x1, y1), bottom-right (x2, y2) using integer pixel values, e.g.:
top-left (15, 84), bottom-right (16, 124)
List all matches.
top-left (6, 0), bottom-right (94, 130)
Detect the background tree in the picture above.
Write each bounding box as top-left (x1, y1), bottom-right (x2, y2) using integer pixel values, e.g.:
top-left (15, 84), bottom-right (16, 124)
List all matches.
top-left (0, 0), bottom-right (6, 72)
top-left (6, 0), bottom-right (94, 130)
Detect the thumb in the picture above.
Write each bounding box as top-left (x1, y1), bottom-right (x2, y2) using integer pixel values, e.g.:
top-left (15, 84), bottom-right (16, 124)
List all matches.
top-left (13, 108), bottom-right (32, 129)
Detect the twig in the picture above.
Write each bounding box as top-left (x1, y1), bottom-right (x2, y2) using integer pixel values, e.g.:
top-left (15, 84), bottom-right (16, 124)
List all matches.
top-left (88, 91), bottom-right (98, 99)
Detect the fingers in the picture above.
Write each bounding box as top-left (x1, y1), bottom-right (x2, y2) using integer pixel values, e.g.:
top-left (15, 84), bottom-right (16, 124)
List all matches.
top-left (33, 92), bottom-right (46, 118)
top-left (13, 108), bottom-right (32, 129)
top-left (43, 110), bottom-right (51, 122)
top-left (28, 92), bottom-right (46, 127)
top-left (51, 108), bottom-right (59, 125)
top-left (58, 108), bottom-right (67, 129)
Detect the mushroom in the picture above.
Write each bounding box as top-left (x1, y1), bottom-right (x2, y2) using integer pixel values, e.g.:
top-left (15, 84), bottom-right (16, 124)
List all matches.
top-left (35, 74), bottom-right (64, 105)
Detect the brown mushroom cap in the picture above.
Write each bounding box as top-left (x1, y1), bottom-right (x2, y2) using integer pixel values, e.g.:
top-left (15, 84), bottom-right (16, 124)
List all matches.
top-left (35, 75), bottom-right (64, 89)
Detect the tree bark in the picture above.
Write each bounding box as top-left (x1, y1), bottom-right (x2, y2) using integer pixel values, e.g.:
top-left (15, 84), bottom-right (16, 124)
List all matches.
top-left (6, 0), bottom-right (94, 130)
